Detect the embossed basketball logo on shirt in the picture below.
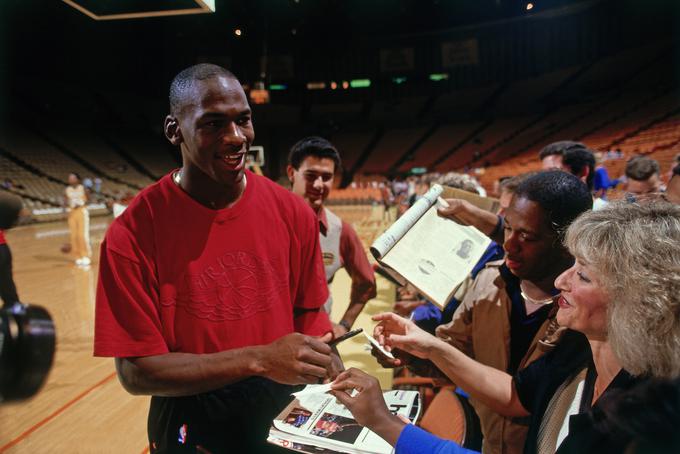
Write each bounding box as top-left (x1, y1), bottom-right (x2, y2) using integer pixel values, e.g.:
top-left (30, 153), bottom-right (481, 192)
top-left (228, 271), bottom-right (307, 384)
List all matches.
top-left (169, 251), bottom-right (288, 321)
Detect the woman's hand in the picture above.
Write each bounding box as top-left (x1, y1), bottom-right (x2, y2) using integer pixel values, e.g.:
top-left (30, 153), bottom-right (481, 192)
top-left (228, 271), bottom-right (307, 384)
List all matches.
top-left (372, 312), bottom-right (439, 360)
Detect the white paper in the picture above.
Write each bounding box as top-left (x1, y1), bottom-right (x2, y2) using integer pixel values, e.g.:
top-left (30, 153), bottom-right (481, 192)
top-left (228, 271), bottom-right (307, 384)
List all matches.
top-left (370, 184), bottom-right (443, 260)
top-left (363, 332), bottom-right (395, 360)
top-left (292, 383), bottom-right (334, 398)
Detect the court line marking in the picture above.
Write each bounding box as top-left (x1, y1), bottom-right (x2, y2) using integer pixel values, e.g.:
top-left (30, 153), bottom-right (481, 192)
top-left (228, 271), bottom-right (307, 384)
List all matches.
top-left (0, 372), bottom-right (117, 452)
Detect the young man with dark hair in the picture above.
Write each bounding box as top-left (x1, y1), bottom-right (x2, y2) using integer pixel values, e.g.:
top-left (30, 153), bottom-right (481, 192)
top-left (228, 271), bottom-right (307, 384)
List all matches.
top-left (538, 141), bottom-right (573, 169)
top-left (384, 171), bottom-right (593, 454)
top-left (561, 147), bottom-right (595, 190)
top-left (625, 155), bottom-right (662, 198)
top-left (94, 64), bottom-right (337, 453)
top-left (287, 136), bottom-right (376, 338)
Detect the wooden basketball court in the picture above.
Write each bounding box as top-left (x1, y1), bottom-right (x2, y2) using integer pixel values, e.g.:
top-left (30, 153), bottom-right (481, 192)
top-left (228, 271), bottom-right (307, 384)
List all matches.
top-left (0, 212), bottom-right (394, 453)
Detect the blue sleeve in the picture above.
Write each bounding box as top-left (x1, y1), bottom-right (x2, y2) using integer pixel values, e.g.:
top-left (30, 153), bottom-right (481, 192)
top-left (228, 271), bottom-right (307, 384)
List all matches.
top-left (395, 424), bottom-right (480, 454)
top-left (471, 242), bottom-right (504, 278)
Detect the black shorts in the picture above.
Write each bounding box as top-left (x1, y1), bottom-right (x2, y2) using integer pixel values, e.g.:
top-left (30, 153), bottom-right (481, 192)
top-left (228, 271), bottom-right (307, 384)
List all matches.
top-left (148, 377), bottom-right (300, 453)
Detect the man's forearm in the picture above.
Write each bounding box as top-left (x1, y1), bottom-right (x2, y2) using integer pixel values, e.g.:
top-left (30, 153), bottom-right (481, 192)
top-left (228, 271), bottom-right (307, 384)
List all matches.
top-left (339, 301), bottom-right (366, 328)
top-left (115, 345), bottom-right (268, 397)
top-left (427, 338), bottom-right (528, 417)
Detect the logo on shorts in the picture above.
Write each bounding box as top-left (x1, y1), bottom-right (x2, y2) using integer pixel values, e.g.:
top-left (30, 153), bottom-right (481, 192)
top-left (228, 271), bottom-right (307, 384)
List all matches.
top-left (178, 424), bottom-right (188, 444)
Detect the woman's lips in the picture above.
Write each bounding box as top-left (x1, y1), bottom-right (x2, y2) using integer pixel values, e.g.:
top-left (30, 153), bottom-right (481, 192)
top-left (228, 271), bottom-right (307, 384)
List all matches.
top-left (557, 296), bottom-right (572, 309)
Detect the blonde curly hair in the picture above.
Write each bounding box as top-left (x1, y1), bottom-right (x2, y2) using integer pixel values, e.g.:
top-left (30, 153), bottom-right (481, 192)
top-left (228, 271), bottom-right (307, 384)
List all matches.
top-left (564, 201), bottom-right (680, 379)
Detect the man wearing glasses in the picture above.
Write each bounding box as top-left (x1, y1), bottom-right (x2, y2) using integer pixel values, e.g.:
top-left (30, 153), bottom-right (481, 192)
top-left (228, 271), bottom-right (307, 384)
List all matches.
top-left (624, 155), bottom-right (663, 200)
top-left (287, 137), bottom-right (376, 338)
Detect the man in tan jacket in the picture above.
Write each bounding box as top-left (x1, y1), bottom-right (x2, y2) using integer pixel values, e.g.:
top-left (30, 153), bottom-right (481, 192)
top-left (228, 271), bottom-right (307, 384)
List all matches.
top-left (383, 171), bottom-right (593, 454)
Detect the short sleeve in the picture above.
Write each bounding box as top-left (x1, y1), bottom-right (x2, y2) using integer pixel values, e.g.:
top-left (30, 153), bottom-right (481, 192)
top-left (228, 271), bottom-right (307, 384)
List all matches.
top-left (339, 221), bottom-right (376, 304)
top-left (291, 204), bottom-right (331, 335)
top-left (94, 238), bottom-right (168, 357)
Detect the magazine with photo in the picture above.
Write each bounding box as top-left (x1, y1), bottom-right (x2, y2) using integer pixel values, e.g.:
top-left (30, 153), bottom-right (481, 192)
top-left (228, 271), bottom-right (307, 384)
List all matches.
top-left (370, 184), bottom-right (492, 309)
top-left (268, 385), bottom-right (421, 454)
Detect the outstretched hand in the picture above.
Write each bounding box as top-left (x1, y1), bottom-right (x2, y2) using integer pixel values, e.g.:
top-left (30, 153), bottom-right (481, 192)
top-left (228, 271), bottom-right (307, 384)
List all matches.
top-left (330, 368), bottom-right (406, 446)
top-left (372, 312), bottom-right (438, 360)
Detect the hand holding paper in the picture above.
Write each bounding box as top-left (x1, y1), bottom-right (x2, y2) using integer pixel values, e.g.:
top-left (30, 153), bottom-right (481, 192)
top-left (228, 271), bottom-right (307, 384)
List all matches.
top-left (330, 368), bottom-right (407, 447)
top-left (372, 312), bottom-right (439, 360)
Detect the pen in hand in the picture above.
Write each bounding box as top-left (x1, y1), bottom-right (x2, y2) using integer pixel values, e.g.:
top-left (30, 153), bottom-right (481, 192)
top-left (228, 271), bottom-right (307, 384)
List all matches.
top-left (328, 328), bottom-right (363, 348)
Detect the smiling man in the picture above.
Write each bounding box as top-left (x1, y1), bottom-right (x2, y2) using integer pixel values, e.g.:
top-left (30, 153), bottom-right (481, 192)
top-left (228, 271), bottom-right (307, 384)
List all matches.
top-left (432, 171), bottom-right (592, 454)
top-left (287, 137), bottom-right (376, 338)
top-left (94, 64), bottom-right (337, 453)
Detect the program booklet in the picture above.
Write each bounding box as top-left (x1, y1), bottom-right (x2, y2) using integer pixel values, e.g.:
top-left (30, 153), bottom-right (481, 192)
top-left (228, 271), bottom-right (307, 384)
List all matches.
top-left (267, 385), bottom-right (421, 454)
top-left (370, 184), bottom-right (492, 309)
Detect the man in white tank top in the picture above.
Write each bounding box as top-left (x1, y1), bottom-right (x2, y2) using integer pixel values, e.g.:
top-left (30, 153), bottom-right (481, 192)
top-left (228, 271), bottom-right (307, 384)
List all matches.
top-left (64, 173), bottom-right (91, 267)
top-left (288, 137), bottom-right (376, 338)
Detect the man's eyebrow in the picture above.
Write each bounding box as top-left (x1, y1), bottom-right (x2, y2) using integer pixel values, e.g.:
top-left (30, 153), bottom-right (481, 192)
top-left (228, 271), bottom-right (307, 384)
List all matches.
top-left (200, 108), bottom-right (251, 118)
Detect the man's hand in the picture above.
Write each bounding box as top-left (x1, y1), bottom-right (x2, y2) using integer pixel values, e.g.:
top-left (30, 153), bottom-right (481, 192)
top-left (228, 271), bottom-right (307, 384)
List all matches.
top-left (327, 345), bottom-right (345, 381)
top-left (316, 332), bottom-right (345, 381)
top-left (256, 333), bottom-right (332, 385)
top-left (372, 312), bottom-right (438, 360)
top-left (437, 198), bottom-right (499, 236)
top-left (330, 368), bottom-right (406, 446)
top-left (397, 284), bottom-right (418, 300)
top-left (393, 299), bottom-right (425, 317)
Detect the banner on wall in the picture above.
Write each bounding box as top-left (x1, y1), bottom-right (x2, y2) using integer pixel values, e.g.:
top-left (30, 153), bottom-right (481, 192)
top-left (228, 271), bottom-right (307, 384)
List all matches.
top-left (441, 39), bottom-right (479, 67)
top-left (263, 55), bottom-right (295, 79)
top-left (380, 47), bottom-right (415, 73)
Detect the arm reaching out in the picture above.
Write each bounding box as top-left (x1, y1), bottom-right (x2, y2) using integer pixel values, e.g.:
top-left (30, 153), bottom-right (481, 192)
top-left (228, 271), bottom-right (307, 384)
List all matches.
top-left (330, 368), bottom-right (406, 446)
top-left (116, 332), bottom-right (333, 397)
top-left (371, 312), bottom-right (529, 418)
top-left (437, 199), bottom-right (503, 244)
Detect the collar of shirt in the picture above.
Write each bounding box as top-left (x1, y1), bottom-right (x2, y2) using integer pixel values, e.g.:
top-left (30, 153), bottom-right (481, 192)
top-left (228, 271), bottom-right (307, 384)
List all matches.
top-left (317, 207), bottom-right (328, 236)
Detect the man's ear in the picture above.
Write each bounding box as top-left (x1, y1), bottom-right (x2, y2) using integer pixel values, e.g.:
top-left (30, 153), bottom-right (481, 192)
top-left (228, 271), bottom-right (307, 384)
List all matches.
top-left (286, 165), bottom-right (296, 184)
top-left (580, 166), bottom-right (591, 183)
top-left (164, 115), bottom-right (183, 146)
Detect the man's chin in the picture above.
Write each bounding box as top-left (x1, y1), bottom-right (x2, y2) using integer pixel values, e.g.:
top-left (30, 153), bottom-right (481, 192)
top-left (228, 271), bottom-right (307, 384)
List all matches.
top-left (214, 168), bottom-right (245, 186)
top-left (307, 198), bottom-right (324, 211)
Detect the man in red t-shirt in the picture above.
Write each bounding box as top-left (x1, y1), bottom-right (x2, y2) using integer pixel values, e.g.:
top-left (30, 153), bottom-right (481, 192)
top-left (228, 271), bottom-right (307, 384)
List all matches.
top-left (287, 137), bottom-right (376, 339)
top-left (94, 64), bottom-right (335, 453)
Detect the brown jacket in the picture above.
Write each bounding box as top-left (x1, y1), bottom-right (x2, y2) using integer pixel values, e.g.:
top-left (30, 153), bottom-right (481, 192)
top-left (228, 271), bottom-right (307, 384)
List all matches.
top-left (435, 260), bottom-right (563, 454)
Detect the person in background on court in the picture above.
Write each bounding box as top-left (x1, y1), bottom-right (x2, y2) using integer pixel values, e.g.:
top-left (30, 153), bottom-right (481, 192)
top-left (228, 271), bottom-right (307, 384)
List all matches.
top-left (94, 64), bottom-right (339, 453)
top-left (0, 192), bottom-right (23, 308)
top-left (539, 141), bottom-right (570, 170)
top-left (64, 173), bottom-right (91, 267)
top-left (624, 155), bottom-right (662, 199)
top-left (287, 136), bottom-right (376, 338)
top-left (560, 145), bottom-right (608, 210)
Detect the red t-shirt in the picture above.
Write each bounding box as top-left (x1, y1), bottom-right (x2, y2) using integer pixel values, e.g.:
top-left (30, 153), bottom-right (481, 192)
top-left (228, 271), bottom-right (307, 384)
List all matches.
top-left (0, 230), bottom-right (5, 245)
top-left (94, 170), bottom-right (330, 357)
